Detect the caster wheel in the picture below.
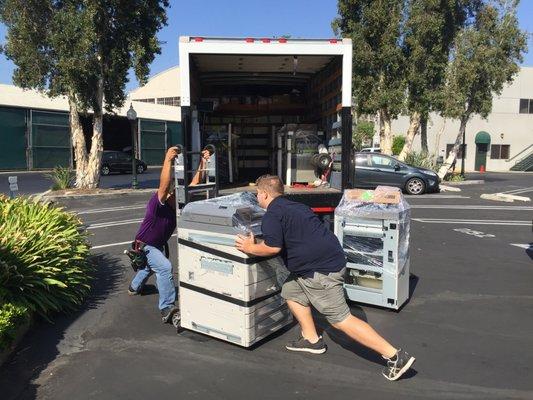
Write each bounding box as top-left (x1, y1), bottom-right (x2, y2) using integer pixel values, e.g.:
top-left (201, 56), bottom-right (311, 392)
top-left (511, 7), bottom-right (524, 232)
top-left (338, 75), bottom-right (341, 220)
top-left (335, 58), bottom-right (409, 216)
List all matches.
top-left (172, 310), bottom-right (181, 328)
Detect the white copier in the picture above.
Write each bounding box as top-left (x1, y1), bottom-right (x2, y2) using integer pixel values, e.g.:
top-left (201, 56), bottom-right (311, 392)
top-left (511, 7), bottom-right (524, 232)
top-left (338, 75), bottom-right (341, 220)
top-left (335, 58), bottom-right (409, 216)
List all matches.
top-left (334, 187), bottom-right (411, 310)
top-left (177, 192), bottom-right (292, 347)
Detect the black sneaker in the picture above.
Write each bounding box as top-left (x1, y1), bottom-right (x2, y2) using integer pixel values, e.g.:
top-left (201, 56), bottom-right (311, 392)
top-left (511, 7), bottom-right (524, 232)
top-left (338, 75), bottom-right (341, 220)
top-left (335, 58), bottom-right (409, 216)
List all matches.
top-left (285, 335), bottom-right (327, 354)
top-left (161, 306), bottom-right (179, 324)
top-left (382, 349), bottom-right (416, 381)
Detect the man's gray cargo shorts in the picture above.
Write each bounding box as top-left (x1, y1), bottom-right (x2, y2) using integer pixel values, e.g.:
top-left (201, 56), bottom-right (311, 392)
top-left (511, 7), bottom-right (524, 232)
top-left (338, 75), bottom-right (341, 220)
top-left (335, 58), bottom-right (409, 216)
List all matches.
top-left (281, 268), bottom-right (350, 324)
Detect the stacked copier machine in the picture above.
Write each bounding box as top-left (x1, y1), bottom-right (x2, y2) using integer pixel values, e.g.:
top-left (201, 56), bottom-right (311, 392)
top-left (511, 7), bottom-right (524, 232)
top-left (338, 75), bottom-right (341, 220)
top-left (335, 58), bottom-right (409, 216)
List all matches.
top-left (177, 192), bottom-right (292, 347)
top-left (334, 187), bottom-right (411, 310)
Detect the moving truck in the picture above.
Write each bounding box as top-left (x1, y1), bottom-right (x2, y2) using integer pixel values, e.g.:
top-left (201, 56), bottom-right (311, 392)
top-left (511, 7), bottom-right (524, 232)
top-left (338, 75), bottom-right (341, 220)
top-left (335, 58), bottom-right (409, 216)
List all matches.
top-left (178, 36), bottom-right (354, 215)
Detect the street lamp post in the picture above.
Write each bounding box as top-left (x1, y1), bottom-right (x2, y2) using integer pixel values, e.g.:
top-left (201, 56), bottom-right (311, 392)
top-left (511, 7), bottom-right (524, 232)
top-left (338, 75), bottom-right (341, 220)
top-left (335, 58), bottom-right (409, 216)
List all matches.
top-left (127, 104), bottom-right (138, 189)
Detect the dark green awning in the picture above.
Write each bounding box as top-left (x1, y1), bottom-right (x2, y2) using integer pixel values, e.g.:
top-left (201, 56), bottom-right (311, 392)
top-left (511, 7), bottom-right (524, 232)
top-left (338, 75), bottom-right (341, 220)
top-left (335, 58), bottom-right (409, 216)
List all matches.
top-left (475, 131), bottom-right (491, 144)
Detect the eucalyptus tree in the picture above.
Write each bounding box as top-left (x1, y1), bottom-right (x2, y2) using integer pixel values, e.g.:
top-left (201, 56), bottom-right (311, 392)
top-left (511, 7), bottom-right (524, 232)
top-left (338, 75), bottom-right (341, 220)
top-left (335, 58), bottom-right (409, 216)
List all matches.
top-left (333, 0), bottom-right (406, 155)
top-left (437, 0), bottom-right (527, 178)
top-left (1, 0), bottom-right (169, 188)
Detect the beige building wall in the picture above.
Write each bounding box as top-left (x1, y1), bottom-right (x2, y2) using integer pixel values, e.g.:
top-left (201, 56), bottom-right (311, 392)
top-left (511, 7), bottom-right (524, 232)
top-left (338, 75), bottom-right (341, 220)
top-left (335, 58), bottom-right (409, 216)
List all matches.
top-left (130, 66), bottom-right (181, 106)
top-left (390, 66), bottom-right (533, 172)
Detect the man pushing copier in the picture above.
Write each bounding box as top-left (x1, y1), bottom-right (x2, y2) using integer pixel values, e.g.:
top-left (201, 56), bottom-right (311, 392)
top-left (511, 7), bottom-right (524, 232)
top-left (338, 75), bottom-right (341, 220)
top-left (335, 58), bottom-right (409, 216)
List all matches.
top-left (235, 175), bottom-right (415, 381)
top-left (127, 146), bottom-right (210, 323)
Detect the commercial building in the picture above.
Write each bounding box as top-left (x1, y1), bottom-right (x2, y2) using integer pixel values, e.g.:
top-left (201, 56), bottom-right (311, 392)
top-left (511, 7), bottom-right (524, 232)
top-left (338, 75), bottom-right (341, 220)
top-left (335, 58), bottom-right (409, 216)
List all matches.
top-left (391, 66), bottom-right (533, 172)
top-left (0, 84), bottom-right (182, 170)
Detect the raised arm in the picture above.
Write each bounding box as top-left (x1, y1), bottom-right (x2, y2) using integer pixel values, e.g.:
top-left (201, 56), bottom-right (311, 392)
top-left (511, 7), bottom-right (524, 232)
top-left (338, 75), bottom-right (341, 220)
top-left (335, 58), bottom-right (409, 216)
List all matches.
top-left (190, 149), bottom-right (210, 186)
top-left (157, 147), bottom-right (179, 203)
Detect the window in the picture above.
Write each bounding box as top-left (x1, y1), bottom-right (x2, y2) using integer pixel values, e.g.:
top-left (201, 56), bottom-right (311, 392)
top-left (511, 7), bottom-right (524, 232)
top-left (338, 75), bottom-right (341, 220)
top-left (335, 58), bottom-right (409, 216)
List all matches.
top-left (519, 99), bottom-right (533, 114)
top-left (135, 98), bottom-right (155, 104)
top-left (157, 97), bottom-right (181, 107)
top-left (446, 144), bottom-right (466, 159)
top-left (370, 154), bottom-right (395, 168)
top-left (490, 144), bottom-right (510, 159)
top-left (355, 155), bottom-right (369, 167)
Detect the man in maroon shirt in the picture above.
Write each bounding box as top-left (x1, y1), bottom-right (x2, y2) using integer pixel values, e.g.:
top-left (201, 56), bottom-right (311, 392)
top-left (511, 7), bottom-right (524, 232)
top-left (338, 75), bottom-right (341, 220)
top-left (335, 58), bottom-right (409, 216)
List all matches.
top-left (128, 147), bottom-right (209, 323)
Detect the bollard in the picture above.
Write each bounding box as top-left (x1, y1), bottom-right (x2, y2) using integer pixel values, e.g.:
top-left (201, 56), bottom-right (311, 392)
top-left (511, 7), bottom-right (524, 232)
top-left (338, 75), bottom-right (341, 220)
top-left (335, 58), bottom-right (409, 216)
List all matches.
top-left (8, 176), bottom-right (19, 199)
top-left (479, 165), bottom-right (485, 174)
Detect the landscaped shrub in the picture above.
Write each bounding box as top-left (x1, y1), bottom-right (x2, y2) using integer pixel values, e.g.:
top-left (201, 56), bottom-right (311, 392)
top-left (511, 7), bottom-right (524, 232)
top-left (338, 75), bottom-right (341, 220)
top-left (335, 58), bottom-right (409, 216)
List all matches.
top-left (404, 151), bottom-right (437, 171)
top-left (0, 196), bottom-right (92, 318)
top-left (0, 302), bottom-right (29, 351)
top-left (46, 166), bottom-right (75, 190)
top-left (392, 135), bottom-right (406, 155)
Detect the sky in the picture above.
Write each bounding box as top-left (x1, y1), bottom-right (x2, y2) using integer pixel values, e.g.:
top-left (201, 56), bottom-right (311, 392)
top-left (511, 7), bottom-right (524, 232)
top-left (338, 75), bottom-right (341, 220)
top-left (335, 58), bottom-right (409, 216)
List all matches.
top-left (1, 0), bottom-right (532, 92)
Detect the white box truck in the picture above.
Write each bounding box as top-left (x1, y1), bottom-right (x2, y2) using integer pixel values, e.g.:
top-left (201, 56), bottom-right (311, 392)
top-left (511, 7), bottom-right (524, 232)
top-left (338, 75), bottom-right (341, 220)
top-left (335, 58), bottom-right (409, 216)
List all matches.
top-left (178, 36), bottom-right (354, 213)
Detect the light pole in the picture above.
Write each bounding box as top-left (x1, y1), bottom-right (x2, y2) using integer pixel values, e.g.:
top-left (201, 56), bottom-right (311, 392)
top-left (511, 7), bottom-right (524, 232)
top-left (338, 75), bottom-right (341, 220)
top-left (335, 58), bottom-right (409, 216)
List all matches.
top-left (127, 103), bottom-right (138, 189)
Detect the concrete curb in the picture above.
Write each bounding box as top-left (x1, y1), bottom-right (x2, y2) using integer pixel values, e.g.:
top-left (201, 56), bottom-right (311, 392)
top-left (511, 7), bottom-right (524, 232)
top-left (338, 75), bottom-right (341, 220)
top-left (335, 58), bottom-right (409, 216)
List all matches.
top-left (481, 193), bottom-right (531, 203)
top-left (444, 180), bottom-right (485, 186)
top-left (38, 188), bottom-right (155, 201)
top-left (439, 185), bottom-right (462, 192)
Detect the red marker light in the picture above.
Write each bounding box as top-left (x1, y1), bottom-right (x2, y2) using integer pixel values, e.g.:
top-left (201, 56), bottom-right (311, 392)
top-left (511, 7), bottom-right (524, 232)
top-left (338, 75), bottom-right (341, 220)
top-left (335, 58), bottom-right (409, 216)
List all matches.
top-left (278, 38), bottom-right (288, 43)
top-left (329, 39), bottom-right (338, 44)
top-left (193, 37), bottom-right (204, 42)
top-left (245, 38), bottom-right (254, 43)
top-left (261, 38), bottom-right (271, 43)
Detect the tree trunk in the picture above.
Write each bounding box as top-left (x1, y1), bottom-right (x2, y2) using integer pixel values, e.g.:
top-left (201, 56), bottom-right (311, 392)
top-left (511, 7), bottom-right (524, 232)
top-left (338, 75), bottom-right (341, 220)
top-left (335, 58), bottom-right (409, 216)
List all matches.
top-left (78, 77), bottom-right (104, 189)
top-left (69, 97), bottom-right (89, 188)
top-left (420, 116), bottom-right (428, 153)
top-left (398, 111), bottom-right (421, 161)
top-left (437, 114), bottom-right (468, 179)
top-left (379, 109), bottom-right (393, 155)
top-left (433, 118), bottom-right (446, 163)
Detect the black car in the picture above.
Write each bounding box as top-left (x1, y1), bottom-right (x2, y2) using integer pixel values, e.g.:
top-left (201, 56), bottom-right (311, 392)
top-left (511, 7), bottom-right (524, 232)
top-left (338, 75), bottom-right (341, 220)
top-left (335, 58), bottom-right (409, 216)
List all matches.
top-left (101, 151), bottom-right (147, 176)
top-left (354, 152), bottom-right (440, 195)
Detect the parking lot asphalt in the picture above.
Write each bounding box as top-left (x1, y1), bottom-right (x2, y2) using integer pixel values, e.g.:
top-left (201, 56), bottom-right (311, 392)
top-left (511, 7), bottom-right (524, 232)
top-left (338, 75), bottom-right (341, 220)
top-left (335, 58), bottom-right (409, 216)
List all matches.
top-left (1, 173), bottom-right (532, 400)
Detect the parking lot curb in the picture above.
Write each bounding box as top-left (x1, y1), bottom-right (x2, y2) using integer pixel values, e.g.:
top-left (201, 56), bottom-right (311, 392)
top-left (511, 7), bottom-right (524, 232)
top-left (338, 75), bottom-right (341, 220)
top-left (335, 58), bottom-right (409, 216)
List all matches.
top-left (445, 180), bottom-right (485, 186)
top-left (480, 193), bottom-right (531, 203)
top-left (37, 188), bottom-right (155, 201)
top-left (439, 185), bottom-right (462, 192)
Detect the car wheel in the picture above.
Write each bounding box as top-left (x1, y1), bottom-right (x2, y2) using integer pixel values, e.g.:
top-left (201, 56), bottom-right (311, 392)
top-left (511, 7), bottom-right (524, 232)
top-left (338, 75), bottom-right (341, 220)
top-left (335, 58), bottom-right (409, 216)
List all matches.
top-left (136, 164), bottom-right (145, 174)
top-left (405, 177), bottom-right (425, 195)
top-left (101, 165), bottom-right (111, 176)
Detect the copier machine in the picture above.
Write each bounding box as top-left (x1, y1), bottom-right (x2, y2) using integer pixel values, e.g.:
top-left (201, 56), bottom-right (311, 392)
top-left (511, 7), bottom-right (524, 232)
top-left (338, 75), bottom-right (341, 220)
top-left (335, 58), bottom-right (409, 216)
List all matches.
top-left (334, 187), bottom-right (411, 310)
top-left (177, 192), bottom-right (292, 347)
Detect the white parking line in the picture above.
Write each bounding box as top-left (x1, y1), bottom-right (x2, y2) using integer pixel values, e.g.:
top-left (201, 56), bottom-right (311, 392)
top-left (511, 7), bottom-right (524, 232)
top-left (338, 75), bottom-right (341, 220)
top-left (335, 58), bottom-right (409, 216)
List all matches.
top-left (91, 233), bottom-right (177, 249)
top-left (500, 186), bottom-right (533, 195)
top-left (510, 243), bottom-right (532, 250)
top-left (413, 218), bottom-right (531, 226)
top-left (411, 205), bottom-right (533, 210)
top-left (406, 194), bottom-right (469, 199)
top-left (76, 204), bottom-right (147, 215)
top-left (87, 218), bottom-right (143, 230)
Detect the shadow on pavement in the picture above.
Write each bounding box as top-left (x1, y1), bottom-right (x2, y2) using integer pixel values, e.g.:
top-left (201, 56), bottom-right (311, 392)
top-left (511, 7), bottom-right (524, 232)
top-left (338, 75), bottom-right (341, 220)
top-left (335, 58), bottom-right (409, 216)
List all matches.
top-left (0, 253), bottom-right (123, 400)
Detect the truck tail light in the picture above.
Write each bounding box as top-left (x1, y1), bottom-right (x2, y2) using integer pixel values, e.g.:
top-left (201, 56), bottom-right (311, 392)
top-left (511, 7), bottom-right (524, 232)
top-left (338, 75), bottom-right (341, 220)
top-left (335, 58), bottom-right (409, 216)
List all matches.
top-left (193, 37), bottom-right (204, 42)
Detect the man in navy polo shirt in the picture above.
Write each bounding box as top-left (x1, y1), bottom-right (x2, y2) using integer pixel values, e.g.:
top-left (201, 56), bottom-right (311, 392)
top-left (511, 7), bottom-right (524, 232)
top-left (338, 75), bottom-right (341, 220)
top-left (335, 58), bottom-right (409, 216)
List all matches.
top-left (235, 175), bottom-right (415, 381)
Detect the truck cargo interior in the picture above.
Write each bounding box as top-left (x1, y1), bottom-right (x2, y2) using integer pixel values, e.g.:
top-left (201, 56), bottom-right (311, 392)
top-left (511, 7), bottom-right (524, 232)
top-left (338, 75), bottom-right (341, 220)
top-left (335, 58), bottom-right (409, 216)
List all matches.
top-left (188, 53), bottom-right (343, 187)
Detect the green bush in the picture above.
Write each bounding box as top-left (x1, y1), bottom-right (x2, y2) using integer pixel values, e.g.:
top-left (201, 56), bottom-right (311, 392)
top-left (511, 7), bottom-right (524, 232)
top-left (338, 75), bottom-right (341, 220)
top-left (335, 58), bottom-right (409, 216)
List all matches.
top-left (46, 166), bottom-right (75, 191)
top-left (392, 135), bottom-right (406, 155)
top-left (0, 302), bottom-right (29, 351)
top-left (404, 151), bottom-right (437, 171)
top-left (444, 173), bottom-right (465, 182)
top-left (0, 196), bottom-right (92, 318)
top-left (352, 120), bottom-right (375, 150)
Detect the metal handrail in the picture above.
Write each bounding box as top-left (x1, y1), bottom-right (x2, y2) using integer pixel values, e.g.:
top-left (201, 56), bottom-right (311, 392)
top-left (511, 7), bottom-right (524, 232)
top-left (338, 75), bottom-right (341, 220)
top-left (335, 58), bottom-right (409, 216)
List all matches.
top-left (506, 143), bottom-right (533, 162)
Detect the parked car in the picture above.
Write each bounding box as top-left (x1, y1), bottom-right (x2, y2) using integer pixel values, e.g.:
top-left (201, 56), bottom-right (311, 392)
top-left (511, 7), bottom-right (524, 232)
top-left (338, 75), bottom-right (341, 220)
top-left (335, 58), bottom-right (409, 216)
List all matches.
top-left (101, 151), bottom-right (147, 176)
top-left (354, 152), bottom-right (440, 195)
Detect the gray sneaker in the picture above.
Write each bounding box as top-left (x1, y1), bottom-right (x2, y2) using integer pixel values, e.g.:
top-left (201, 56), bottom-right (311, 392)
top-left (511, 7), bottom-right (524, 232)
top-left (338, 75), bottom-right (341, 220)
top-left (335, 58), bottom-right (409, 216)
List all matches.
top-left (382, 349), bottom-right (416, 381)
top-left (285, 335), bottom-right (327, 354)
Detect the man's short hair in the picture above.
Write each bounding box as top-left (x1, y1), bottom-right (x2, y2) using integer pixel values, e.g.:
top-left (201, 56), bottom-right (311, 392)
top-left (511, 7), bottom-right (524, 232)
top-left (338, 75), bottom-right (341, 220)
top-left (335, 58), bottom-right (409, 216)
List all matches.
top-left (256, 175), bottom-right (284, 196)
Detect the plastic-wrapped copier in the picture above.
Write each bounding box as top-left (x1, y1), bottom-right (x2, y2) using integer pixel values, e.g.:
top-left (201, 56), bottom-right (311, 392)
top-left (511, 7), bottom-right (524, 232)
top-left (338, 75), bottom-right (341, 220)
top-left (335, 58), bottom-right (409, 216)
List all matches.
top-left (334, 187), bottom-right (411, 310)
top-left (177, 192), bottom-right (292, 347)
